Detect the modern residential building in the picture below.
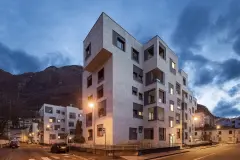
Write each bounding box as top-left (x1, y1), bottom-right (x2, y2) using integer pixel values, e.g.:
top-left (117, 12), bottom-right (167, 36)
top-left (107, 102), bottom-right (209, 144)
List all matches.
top-left (82, 12), bottom-right (197, 147)
top-left (39, 104), bottom-right (83, 144)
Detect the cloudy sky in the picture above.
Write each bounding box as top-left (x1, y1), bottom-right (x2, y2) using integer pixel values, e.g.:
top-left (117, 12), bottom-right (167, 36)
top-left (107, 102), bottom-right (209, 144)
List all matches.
top-left (0, 0), bottom-right (240, 117)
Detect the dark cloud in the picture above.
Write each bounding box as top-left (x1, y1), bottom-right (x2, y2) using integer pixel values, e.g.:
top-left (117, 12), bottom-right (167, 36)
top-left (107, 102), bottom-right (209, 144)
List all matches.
top-left (213, 100), bottom-right (240, 117)
top-left (0, 42), bottom-right (70, 74)
top-left (194, 67), bottom-right (216, 86)
top-left (172, 2), bottom-right (211, 50)
top-left (228, 84), bottom-right (240, 97)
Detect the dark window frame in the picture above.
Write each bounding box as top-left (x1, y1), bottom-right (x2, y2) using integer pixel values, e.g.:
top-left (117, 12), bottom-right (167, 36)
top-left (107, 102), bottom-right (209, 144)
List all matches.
top-left (98, 68), bottom-right (104, 83)
top-left (87, 75), bottom-right (92, 88)
top-left (144, 45), bottom-right (154, 61)
top-left (129, 127), bottom-right (137, 140)
top-left (132, 48), bottom-right (139, 63)
top-left (97, 85), bottom-right (104, 99)
top-left (159, 128), bottom-right (166, 141)
top-left (85, 43), bottom-right (91, 60)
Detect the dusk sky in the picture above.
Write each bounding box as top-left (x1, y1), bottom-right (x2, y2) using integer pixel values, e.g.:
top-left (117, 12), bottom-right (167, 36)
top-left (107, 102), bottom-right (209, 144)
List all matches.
top-left (0, 0), bottom-right (240, 117)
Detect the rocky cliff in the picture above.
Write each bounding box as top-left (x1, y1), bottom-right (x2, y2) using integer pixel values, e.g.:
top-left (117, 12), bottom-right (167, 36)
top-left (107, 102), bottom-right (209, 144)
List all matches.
top-left (0, 65), bottom-right (83, 119)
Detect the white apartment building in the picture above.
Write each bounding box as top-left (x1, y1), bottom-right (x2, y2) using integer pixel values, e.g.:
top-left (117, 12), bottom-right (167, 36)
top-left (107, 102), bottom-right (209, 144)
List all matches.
top-left (39, 104), bottom-right (83, 144)
top-left (82, 13), bottom-right (197, 147)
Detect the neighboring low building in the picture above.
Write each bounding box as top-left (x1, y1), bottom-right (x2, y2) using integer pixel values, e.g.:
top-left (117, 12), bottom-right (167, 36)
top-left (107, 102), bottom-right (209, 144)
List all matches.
top-left (194, 127), bottom-right (240, 143)
top-left (39, 104), bottom-right (83, 144)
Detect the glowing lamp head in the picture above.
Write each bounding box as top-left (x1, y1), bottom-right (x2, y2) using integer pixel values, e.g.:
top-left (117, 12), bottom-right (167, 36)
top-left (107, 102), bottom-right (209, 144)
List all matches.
top-left (47, 124), bottom-right (50, 128)
top-left (88, 102), bottom-right (95, 108)
top-left (194, 117), bottom-right (198, 121)
top-left (216, 125), bottom-right (221, 129)
top-left (58, 136), bottom-right (60, 139)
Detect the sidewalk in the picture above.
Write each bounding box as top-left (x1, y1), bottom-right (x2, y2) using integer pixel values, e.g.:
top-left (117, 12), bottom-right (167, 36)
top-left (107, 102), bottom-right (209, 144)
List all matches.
top-left (121, 149), bottom-right (189, 160)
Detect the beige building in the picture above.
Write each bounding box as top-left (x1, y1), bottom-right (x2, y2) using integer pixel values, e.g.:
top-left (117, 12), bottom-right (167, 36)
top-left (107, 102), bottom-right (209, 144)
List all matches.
top-left (82, 12), bottom-right (197, 147)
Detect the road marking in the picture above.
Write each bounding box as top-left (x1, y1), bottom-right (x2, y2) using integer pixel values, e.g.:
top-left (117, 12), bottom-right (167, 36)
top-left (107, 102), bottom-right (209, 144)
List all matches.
top-left (51, 156), bottom-right (60, 159)
top-left (193, 153), bottom-right (216, 160)
top-left (41, 157), bottom-right (52, 160)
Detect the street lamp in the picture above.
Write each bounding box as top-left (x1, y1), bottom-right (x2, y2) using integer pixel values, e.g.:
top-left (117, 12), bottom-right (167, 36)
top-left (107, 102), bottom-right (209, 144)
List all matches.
top-left (216, 125), bottom-right (220, 129)
top-left (88, 102), bottom-right (95, 151)
top-left (194, 117), bottom-right (198, 121)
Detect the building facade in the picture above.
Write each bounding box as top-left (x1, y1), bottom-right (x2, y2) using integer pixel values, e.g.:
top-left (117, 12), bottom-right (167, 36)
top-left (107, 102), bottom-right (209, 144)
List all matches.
top-left (39, 104), bottom-right (83, 144)
top-left (216, 117), bottom-right (240, 129)
top-left (82, 13), bottom-right (197, 147)
top-left (195, 104), bottom-right (215, 129)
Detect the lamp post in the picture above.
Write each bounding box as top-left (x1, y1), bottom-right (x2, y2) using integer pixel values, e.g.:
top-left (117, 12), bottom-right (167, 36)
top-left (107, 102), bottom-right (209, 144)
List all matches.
top-left (216, 125), bottom-right (220, 143)
top-left (88, 102), bottom-right (95, 153)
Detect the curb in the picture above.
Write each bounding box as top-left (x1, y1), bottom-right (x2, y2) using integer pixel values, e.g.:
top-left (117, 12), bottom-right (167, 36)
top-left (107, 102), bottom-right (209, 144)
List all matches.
top-left (144, 151), bottom-right (189, 160)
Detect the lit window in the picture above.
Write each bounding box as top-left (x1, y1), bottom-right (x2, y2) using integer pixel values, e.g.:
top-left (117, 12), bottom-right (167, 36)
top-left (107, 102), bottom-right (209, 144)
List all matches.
top-left (170, 104), bottom-right (174, 111)
top-left (170, 120), bottom-right (173, 128)
top-left (171, 61), bottom-right (175, 69)
top-left (138, 111), bottom-right (143, 116)
top-left (49, 119), bottom-right (53, 123)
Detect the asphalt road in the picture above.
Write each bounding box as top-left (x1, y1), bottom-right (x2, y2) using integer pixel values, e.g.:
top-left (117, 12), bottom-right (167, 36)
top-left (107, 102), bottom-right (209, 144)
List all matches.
top-left (154, 143), bottom-right (240, 160)
top-left (0, 144), bottom-right (86, 160)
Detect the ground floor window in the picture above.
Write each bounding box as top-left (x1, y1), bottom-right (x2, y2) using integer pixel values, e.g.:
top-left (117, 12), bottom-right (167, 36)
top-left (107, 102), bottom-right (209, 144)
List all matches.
top-left (144, 128), bottom-right (154, 139)
top-left (159, 128), bottom-right (166, 141)
top-left (177, 129), bottom-right (181, 139)
top-left (88, 129), bottom-right (93, 141)
top-left (129, 128), bottom-right (137, 140)
top-left (97, 124), bottom-right (104, 137)
top-left (50, 134), bottom-right (56, 140)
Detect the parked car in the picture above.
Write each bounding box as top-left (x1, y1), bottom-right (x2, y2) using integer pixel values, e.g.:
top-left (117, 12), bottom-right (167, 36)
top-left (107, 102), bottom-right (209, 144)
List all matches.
top-left (50, 143), bottom-right (69, 153)
top-left (9, 140), bottom-right (20, 148)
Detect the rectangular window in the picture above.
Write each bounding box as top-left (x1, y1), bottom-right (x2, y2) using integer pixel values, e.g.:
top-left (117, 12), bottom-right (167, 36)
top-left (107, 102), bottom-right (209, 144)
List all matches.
top-left (50, 134), bottom-right (56, 140)
top-left (144, 89), bottom-right (156, 105)
top-left (97, 124), bottom-right (104, 137)
top-left (170, 59), bottom-right (176, 74)
top-left (87, 75), bottom-right (92, 88)
top-left (158, 107), bottom-right (164, 121)
top-left (185, 113), bottom-right (188, 120)
top-left (45, 106), bottom-right (53, 114)
top-left (229, 130), bottom-right (232, 134)
top-left (148, 107), bottom-right (155, 121)
top-left (70, 129), bottom-right (75, 135)
top-left (169, 100), bottom-right (174, 111)
top-left (56, 110), bottom-right (60, 114)
top-left (133, 65), bottom-right (143, 83)
top-left (88, 95), bottom-right (93, 101)
top-left (195, 132), bottom-right (197, 136)
top-left (68, 122), bottom-right (74, 127)
top-left (98, 100), bottom-right (106, 117)
top-left (61, 111), bottom-right (65, 115)
top-left (58, 133), bottom-right (65, 139)
top-left (133, 103), bottom-right (143, 119)
top-left (144, 45), bottom-right (154, 61)
top-left (138, 126), bottom-right (143, 133)
top-left (159, 128), bottom-right (166, 141)
top-left (185, 132), bottom-right (188, 140)
top-left (85, 43), bottom-right (91, 60)
top-left (177, 129), bottom-right (181, 139)
top-left (159, 44), bottom-right (165, 59)
top-left (189, 127), bottom-right (191, 133)
top-left (61, 128), bottom-right (65, 132)
top-left (192, 107), bottom-right (194, 114)
top-left (139, 93), bottom-right (143, 100)
top-left (88, 129), bottom-right (93, 141)
top-left (169, 83), bottom-right (174, 95)
top-left (176, 82), bottom-right (181, 95)
top-left (184, 123), bottom-right (187, 129)
top-left (113, 30), bottom-right (125, 51)
top-left (61, 119), bottom-right (65, 123)
top-left (86, 113), bottom-right (92, 127)
top-left (69, 112), bottom-right (76, 119)
top-left (176, 113), bottom-right (180, 124)
top-left (144, 128), bottom-right (154, 139)
top-left (132, 48), bottom-right (139, 63)
top-left (132, 86), bottom-right (138, 96)
top-left (129, 128), bottom-right (137, 140)
top-left (49, 117), bottom-right (56, 123)
top-left (169, 117), bottom-right (174, 128)
top-left (97, 85), bottom-right (104, 99)
top-left (177, 98), bottom-right (181, 109)
top-left (98, 68), bottom-right (104, 83)
top-left (54, 125), bottom-right (60, 131)
top-left (159, 89), bottom-right (166, 104)
top-left (189, 95), bottom-right (193, 102)
top-left (183, 77), bottom-right (186, 86)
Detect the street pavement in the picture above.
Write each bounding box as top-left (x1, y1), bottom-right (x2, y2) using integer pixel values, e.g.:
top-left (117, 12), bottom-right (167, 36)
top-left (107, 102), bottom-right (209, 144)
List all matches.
top-left (0, 143), bottom-right (88, 160)
top-left (152, 143), bottom-right (240, 160)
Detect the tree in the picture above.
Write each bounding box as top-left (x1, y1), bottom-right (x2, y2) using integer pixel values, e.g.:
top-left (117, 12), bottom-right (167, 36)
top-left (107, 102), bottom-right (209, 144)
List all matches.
top-left (74, 120), bottom-right (85, 143)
